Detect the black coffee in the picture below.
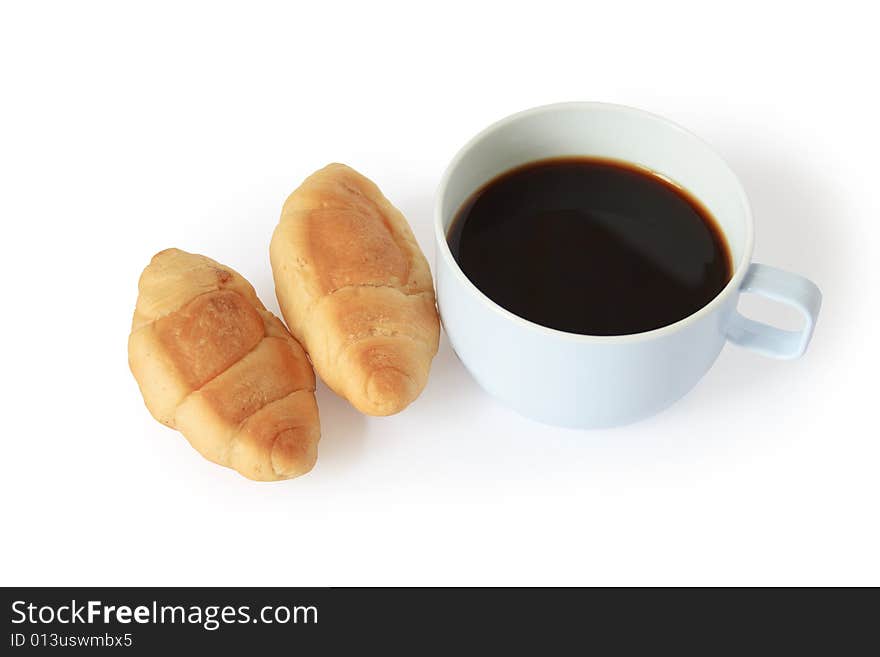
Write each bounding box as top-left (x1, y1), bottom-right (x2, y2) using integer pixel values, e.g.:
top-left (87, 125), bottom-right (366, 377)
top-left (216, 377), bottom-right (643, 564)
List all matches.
top-left (447, 157), bottom-right (732, 335)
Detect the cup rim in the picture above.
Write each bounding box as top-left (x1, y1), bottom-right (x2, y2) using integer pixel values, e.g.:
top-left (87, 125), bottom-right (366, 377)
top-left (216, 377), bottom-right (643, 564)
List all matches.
top-left (433, 101), bottom-right (755, 344)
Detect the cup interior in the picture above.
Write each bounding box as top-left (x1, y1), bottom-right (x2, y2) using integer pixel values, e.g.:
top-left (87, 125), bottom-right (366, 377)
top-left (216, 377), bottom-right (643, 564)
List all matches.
top-left (437, 103), bottom-right (753, 277)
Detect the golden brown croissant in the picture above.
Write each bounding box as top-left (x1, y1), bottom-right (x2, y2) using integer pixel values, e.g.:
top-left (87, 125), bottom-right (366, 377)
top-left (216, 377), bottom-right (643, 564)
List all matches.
top-left (270, 164), bottom-right (440, 416)
top-left (128, 248), bottom-right (320, 481)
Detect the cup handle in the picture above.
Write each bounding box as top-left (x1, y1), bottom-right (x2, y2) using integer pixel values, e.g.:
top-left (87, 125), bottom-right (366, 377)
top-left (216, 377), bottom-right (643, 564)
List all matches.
top-left (724, 263), bottom-right (822, 359)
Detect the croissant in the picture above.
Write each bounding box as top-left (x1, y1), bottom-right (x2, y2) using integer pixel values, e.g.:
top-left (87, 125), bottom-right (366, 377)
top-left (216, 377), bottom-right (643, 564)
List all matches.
top-left (270, 164), bottom-right (440, 416)
top-left (128, 248), bottom-right (320, 481)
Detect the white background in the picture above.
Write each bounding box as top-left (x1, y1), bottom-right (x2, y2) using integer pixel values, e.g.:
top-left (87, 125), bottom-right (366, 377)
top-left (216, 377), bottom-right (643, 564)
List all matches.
top-left (2, 0), bottom-right (877, 586)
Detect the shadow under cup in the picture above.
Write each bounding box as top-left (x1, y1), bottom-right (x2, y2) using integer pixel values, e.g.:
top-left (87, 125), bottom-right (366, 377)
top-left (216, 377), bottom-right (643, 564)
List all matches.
top-left (433, 102), bottom-right (819, 428)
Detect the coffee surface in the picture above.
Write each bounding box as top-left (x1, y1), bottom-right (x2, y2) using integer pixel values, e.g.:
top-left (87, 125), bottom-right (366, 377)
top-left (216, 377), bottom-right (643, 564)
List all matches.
top-left (447, 157), bottom-right (733, 335)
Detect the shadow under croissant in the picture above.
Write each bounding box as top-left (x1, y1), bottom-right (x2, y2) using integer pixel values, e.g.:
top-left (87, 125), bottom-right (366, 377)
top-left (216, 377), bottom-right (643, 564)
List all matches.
top-left (308, 330), bottom-right (487, 473)
top-left (310, 379), bottom-right (369, 473)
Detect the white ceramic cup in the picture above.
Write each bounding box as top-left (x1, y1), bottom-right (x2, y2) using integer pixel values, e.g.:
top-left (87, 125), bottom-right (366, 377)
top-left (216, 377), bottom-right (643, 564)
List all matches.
top-left (434, 102), bottom-right (822, 428)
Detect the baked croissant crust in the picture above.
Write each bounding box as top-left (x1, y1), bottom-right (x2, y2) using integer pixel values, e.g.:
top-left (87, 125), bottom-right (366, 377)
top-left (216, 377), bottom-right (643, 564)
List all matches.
top-left (270, 164), bottom-right (440, 416)
top-left (128, 248), bottom-right (320, 481)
